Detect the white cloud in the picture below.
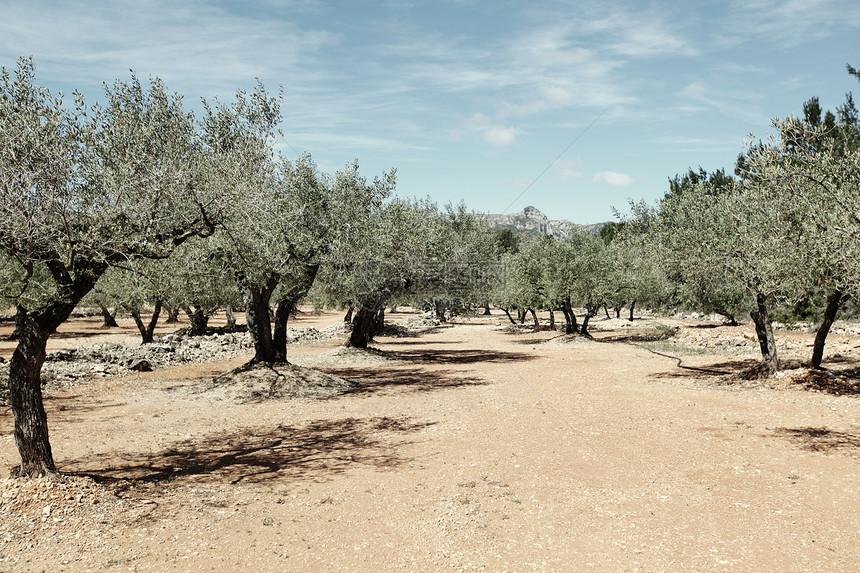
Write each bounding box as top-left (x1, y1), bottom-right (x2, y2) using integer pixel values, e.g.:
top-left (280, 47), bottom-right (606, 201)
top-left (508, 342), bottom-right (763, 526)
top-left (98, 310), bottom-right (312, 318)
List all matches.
top-left (480, 125), bottom-right (521, 148)
top-left (681, 81), bottom-right (708, 98)
top-left (552, 158), bottom-right (586, 181)
top-left (593, 171), bottom-right (634, 186)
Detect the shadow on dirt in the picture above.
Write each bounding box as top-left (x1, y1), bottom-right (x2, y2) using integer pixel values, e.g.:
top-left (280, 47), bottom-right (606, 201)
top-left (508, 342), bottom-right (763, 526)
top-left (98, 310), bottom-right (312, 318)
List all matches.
top-left (647, 358), bottom-right (756, 379)
top-left (774, 426), bottom-right (860, 454)
top-left (600, 332), bottom-right (676, 343)
top-left (379, 339), bottom-right (463, 347)
top-left (389, 348), bottom-right (537, 365)
top-left (70, 416), bottom-right (434, 485)
top-left (323, 366), bottom-right (488, 396)
top-left (793, 368), bottom-right (860, 395)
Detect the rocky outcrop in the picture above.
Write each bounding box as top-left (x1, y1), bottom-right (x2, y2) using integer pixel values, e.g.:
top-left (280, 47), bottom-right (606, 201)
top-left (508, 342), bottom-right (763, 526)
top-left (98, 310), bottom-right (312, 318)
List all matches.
top-left (481, 206), bottom-right (604, 239)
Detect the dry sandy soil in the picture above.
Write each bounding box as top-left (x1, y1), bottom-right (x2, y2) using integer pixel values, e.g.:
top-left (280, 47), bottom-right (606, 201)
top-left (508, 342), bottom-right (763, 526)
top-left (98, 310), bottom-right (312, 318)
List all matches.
top-left (1, 309), bottom-right (860, 572)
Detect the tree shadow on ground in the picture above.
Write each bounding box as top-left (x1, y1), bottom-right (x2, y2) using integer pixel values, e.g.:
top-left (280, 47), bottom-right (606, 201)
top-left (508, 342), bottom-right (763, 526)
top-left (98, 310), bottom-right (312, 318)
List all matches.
top-left (390, 348), bottom-right (537, 365)
top-left (45, 394), bottom-right (130, 421)
top-left (507, 335), bottom-right (568, 345)
top-left (380, 339), bottom-right (463, 347)
top-left (321, 366), bottom-right (488, 396)
top-left (773, 427), bottom-right (860, 454)
top-left (45, 329), bottom-right (119, 341)
top-left (69, 416), bottom-right (434, 485)
top-left (791, 368), bottom-right (860, 395)
top-left (380, 325), bottom-right (454, 338)
top-left (645, 357), bottom-right (755, 380)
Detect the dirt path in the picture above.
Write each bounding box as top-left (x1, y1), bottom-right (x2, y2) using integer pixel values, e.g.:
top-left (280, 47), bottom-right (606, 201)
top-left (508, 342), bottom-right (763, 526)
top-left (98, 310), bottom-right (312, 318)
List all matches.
top-left (1, 313), bottom-right (859, 571)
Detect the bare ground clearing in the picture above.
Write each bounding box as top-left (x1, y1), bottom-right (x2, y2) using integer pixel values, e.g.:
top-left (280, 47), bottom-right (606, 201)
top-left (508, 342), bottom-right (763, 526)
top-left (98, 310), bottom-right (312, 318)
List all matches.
top-left (1, 309), bottom-right (859, 572)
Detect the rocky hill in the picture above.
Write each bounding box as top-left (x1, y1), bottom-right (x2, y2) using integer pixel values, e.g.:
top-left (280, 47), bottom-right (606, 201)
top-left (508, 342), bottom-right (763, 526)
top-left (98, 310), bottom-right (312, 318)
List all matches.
top-left (481, 206), bottom-right (605, 239)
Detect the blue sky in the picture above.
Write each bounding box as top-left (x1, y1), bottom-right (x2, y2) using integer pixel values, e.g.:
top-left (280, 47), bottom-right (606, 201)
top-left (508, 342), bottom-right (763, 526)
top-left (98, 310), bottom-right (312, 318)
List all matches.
top-left (2, 0), bottom-right (858, 223)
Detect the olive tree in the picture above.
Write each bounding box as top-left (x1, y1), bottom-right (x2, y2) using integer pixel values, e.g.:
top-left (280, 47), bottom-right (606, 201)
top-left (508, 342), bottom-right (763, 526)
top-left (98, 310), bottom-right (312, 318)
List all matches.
top-left (746, 116), bottom-right (860, 368)
top-left (198, 86), bottom-right (336, 365)
top-left (0, 60), bottom-right (225, 476)
top-left (655, 170), bottom-right (801, 374)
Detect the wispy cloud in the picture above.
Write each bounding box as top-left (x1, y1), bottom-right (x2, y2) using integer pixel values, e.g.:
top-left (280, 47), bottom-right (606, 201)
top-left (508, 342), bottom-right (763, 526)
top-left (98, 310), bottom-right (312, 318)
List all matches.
top-left (0, 0), bottom-right (340, 97)
top-left (716, 0), bottom-right (860, 48)
top-left (593, 171), bottom-right (634, 186)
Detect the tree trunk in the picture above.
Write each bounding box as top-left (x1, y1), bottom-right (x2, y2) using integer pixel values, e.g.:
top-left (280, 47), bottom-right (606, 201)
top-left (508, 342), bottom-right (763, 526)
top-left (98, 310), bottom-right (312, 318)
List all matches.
top-left (9, 264), bottom-right (103, 477)
top-left (749, 292), bottom-right (778, 375)
top-left (225, 307), bottom-right (236, 329)
top-left (9, 314), bottom-right (55, 477)
top-left (603, 305), bottom-right (611, 319)
top-left (100, 304), bottom-right (119, 328)
top-left (529, 308), bottom-right (539, 330)
top-left (183, 307), bottom-right (211, 336)
top-left (165, 306), bottom-right (181, 323)
top-left (628, 300), bottom-right (636, 321)
top-left (7, 305), bottom-right (26, 340)
top-left (580, 314), bottom-right (592, 336)
top-left (375, 308), bottom-right (385, 332)
top-left (128, 300), bottom-right (162, 344)
top-left (501, 308), bottom-right (517, 325)
top-left (343, 306), bottom-right (354, 323)
top-left (614, 306), bottom-right (621, 319)
top-left (562, 300), bottom-right (578, 335)
top-left (518, 309), bottom-right (526, 324)
top-left (548, 309), bottom-right (555, 329)
top-left (243, 273), bottom-right (280, 363)
top-left (165, 307), bottom-right (179, 323)
top-left (482, 302), bottom-right (492, 316)
top-left (272, 298), bottom-right (295, 363)
top-left (349, 306), bottom-right (377, 349)
top-left (811, 290), bottom-right (846, 369)
top-left (580, 304), bottom-right (599, 337)
top-left (271, 263), bottom-right (320, 363)
top-left (433, 300), bottom-right (446, 322)
top-left (716, 309), bottom-right (738, 326)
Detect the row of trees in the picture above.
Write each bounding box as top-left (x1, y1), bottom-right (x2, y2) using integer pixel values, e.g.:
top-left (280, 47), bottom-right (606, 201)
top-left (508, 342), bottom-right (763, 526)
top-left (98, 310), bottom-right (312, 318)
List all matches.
top-left (648, 67), bottom-right (860, 374)
top-left (2, 58), bottom-right (858, 477)
top-left (489, 64), bottom-right (860, 377)
top-left (0, 59), bottom-right (512, 476)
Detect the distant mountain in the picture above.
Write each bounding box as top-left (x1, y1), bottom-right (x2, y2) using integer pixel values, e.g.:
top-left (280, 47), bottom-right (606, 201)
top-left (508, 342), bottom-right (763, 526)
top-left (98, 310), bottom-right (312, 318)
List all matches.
top-left (481, 206), bottom-right (605, 240)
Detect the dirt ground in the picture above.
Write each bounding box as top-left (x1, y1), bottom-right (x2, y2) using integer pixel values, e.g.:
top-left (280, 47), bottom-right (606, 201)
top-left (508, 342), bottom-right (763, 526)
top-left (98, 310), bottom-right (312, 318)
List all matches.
top-left (1, 309), bottom-right (860, 572)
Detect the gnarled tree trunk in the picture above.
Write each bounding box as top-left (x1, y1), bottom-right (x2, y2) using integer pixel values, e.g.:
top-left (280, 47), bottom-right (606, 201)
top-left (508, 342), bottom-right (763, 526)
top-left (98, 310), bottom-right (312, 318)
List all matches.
top-left (272, 298), bottom-right (294, 363)
top-left (561, 300), bottom-right (578, 335)
top-left (9, 264), bottom-right (103, 477)
top-left (7, 305), bottom-right (26, 340)
top-left (128, 300), bottom-right (162, 344)
top-left (811, 290), bottom-right (846, 369)
top-left (225, 307), bottom-right (236, 329)
top-left (9, 315), bottom-right (55, 477)
top-left (243, 273), bottom-right (280, 364)
top-left (580, 303), bottom-right (600, 337)
top-left (99, 304), bottom-right (119, 328)
top-left (183, 306), bottom-right (212, 336)
top-left (165, 306), bottom-right (181, 323)
top-left (433, 299), bottom-right (446, 322)
top-left (349, 306), bottom-right (377, 349)
top-left (529, 308), bottom-right (540, 330)
top-left (271, 263), bottom-right (319, 363)
top-left (749, 292), bottom-right (778, 375)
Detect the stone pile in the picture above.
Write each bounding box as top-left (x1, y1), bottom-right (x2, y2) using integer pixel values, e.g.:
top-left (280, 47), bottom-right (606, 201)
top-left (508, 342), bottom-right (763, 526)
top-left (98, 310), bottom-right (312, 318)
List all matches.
top-left (0, 323), bottom-right (354, 402)
top-left (394, 312), bottom-right (442, 330)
